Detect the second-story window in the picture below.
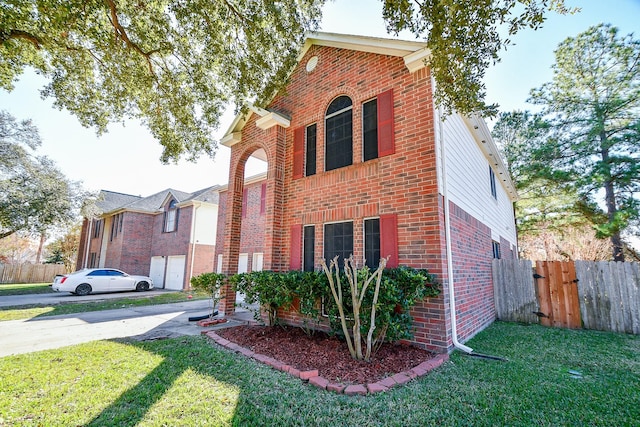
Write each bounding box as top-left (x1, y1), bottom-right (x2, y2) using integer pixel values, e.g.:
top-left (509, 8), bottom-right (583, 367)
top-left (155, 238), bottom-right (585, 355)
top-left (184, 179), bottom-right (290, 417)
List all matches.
top-left (489, 166), bottom-right (497, 200)
top-left (325, 96), bottom-right (353, 171)
top-left (164, 200), bottom-right (178, 232)
top-left (363, 99), bottom-right (378, 161)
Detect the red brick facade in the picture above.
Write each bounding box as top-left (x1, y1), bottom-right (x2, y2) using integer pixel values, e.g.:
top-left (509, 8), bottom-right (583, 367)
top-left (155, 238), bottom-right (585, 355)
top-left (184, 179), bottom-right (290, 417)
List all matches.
top-left (217, 35), bottom-right (516, 353)
top-left (214, 178), bottom-right (267, 273)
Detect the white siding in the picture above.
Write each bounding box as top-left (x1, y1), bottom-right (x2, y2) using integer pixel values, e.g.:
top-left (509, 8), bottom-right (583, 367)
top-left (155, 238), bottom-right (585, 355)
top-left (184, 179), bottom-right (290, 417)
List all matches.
top-left (193, 204), bottom-right (218, 246)
top-left (435, 111), bottom-right (517, 246)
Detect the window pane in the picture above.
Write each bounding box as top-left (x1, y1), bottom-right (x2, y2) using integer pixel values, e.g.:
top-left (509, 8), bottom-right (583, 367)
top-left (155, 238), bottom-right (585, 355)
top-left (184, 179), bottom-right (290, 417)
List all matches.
top-left (326, 96), bottom-right (352, 116)
top-left (363, 99), bottom-right (378, 161)
top-left (165, 209), bottom-right (176, 232)
top-left (325, 109), bottom-right (353, 171)
top-left (324, 222), bottom-right (353, 269)
top-left (303, 226), bottom-right (315, 272)
top-left (364, 218), bottom-right (380, 269)
top-left (489, 167), bottom-right (497, 199)
top-left (306, 124), bottom-right (316, 176)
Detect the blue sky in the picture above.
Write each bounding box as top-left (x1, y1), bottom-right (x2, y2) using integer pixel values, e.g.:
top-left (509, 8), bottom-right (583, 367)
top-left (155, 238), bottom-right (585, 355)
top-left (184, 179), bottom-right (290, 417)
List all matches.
top-left (1, 0), bottom-right (639, 196)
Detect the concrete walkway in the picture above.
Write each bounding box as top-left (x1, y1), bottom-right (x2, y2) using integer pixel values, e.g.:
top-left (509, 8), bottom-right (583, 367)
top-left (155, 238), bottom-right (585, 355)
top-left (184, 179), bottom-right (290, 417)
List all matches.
top-left (0, 295), bottom-right (257, 357)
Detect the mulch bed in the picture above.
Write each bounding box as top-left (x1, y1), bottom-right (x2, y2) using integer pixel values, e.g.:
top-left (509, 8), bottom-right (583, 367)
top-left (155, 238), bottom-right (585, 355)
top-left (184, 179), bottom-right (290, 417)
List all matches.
top-left (215, 325), bottom-right (437, 384)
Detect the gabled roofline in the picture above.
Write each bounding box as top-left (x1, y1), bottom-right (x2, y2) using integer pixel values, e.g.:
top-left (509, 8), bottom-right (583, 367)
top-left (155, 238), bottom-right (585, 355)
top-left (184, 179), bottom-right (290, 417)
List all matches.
top-left (222, 32), bottom-right (431, 145)
top-left (298, 32), bottom-right (430, 63)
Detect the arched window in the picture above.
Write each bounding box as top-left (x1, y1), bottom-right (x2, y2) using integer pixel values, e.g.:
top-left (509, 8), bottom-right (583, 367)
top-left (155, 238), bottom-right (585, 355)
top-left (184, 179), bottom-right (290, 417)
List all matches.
top-left (325, 96), bottom-right (353, 171)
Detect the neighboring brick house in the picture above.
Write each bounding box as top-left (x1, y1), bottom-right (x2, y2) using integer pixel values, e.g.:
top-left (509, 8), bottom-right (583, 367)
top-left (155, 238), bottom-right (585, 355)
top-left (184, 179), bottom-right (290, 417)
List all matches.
top-left (77, 186), bottom-right (222, 290)
top-left (216, 32), bottom-right (518, 354)
top-left (214, 172), bottom-right (268, 274)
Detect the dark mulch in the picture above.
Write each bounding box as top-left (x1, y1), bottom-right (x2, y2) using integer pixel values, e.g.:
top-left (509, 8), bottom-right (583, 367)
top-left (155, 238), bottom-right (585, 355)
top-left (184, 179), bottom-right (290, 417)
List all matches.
top-left (216, 325), bottom-right (436, 384)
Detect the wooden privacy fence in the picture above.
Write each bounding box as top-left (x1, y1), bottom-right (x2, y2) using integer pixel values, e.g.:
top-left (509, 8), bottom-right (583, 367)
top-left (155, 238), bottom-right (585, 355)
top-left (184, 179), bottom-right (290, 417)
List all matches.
top-left (493, 259), bottom-right (640, 334)
top-left (0, 264), bottom-right (66, 284)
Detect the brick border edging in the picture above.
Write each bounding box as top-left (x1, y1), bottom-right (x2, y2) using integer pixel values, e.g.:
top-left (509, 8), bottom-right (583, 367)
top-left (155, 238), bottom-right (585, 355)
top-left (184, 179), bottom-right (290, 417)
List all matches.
top-left (203, 331), bottom-right (449, 395)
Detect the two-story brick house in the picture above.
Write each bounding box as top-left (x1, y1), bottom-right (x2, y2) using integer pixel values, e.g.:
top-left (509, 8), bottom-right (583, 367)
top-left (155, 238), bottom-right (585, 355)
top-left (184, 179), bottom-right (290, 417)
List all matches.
top-left (77, 186), bottom-right (222, 290)
top-left (216, 32), bottom-right (518, 353)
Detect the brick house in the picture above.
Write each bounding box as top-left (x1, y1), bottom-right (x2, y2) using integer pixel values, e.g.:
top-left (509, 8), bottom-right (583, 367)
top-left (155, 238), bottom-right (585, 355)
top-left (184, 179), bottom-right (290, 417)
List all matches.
top-left (214, 172), bottom-right (268, 274)
top-left (216, 32), bottom-right (518, 354)
top-left (77, 186), bottom-right (222, 290)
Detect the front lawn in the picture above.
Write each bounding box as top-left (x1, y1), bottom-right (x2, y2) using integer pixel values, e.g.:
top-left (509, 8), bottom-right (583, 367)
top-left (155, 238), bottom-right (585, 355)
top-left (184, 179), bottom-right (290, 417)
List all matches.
top-left (0, 292), bottom-right (210, 322)
top-left (0, 283), bottom-right (53, 296)
top-left (1, 322), bottom-right (638, 426)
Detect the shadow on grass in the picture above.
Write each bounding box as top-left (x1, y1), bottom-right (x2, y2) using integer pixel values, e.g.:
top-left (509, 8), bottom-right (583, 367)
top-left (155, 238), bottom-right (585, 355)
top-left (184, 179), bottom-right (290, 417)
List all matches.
top-left (84, 335), bottom-right (316, 426)
top-left (80, 322), bottom-right (640, 426)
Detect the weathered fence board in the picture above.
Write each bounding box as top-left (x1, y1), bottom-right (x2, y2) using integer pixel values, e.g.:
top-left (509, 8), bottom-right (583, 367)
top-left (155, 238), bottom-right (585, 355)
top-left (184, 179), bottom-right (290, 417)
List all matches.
top-left (0, 264), bottom-right (66, 284)
top-left (492, 259), bottom-right (538, 323)
top-left (494, 260), bottom-right (639, 335)
top-left (575, 261), bottom-right (640, 334)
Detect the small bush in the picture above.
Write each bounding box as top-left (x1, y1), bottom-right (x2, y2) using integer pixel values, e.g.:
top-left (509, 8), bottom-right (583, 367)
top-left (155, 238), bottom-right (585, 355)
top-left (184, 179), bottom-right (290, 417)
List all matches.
top-left (190, 272), bottom-right (226, 317)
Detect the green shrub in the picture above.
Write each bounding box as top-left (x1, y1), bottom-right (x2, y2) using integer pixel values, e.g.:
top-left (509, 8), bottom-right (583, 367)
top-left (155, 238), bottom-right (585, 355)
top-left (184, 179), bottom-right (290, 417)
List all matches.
top-left (230, 271), bottom-right (296, 325)
top-left (228, 264), bottom-right (440, 349)
top-left (323, 265), bottom-right (441, 346)
top-left (190, 272), bottom-right (226, 317)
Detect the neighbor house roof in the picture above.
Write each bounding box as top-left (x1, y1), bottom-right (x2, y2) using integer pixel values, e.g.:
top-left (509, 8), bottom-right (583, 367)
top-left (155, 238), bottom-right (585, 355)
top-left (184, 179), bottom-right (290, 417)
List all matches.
top-left (95, 186), bottom-right (220, 216)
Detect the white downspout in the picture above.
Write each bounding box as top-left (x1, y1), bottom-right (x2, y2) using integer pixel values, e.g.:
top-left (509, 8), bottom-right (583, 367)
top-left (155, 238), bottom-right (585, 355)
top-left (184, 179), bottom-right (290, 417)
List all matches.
top-left (437, 104), bottom-right (474, 354)
top-left (83, 219), bottom-right (93, 269)
top-left (189, 203), bottom-right (200, 288)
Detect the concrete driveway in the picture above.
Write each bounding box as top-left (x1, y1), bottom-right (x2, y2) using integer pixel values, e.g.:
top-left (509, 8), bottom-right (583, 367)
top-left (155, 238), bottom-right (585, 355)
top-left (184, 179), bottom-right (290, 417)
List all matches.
top-left (0, 291), bottom-right (255, 357)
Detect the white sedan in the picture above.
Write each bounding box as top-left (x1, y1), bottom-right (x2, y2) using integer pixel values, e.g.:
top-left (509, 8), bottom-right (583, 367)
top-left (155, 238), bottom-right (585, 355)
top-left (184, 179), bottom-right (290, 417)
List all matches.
top-left (52, 268), bottom-right (154, 296)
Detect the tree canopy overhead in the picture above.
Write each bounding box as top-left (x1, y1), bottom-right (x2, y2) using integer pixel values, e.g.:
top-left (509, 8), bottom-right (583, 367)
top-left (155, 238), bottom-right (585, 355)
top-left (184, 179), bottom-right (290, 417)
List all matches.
top-left (382, 0), bottom-right (574, 116)
top-left (1, 0), bottom-right (325, 163)
top-left (2, 1), bottom-right (570, 162)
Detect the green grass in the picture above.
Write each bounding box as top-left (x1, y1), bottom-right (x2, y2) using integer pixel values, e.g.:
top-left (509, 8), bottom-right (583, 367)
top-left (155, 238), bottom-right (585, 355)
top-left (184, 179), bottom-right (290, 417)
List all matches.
top-left (0, 283), bottom-right (54, 296)
top-left (0, 292), bottom-right (210, 322)
top-left (1, 321), bottom-right (638, 426)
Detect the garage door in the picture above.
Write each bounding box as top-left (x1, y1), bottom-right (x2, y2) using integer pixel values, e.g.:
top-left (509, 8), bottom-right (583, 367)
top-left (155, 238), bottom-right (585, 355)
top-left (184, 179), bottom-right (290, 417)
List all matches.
top-left (149, 256), bottom-right (166, 289)
top-left (166, 255), bottom-right (186, 290)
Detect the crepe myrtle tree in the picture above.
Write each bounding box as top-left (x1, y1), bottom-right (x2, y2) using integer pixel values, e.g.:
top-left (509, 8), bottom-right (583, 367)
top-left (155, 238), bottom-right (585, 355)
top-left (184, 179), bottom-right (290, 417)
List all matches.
top-left (2, 1), bottom-right (573, 163)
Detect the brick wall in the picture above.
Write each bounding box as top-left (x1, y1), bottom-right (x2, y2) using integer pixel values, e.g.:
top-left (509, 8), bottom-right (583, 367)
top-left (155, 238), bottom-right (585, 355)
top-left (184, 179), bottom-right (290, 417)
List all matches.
top-left (150, 206), bottom-right (192, 259)
top-left (221, 45), bottom-right (502, 352)
top-left (448, 201), bottom-right (496, 342)
top-left (215, 179), bottom-right (266, 273)
top-left (117, 212), bottom-right (154, 276)
top-left (191, 243), bottom-right (216, 278)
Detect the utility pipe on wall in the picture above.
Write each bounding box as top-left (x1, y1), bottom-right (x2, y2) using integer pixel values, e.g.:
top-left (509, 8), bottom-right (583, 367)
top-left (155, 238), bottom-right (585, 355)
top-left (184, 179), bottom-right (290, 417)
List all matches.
top-left (83, 219), bottom-right (93, 269)
top-left (189, 203), bottom-right (201, 287)
top-left (436, 103), bottom-right (474, 354)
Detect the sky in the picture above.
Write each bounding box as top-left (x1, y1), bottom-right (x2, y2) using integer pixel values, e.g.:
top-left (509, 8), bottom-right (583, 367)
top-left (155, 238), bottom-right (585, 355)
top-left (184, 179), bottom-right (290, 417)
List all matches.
top-left (1, 0), bottom-right (639, 197)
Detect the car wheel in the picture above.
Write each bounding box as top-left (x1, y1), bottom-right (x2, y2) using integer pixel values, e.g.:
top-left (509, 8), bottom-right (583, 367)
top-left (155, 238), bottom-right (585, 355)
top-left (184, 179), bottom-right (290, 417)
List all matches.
top-left (136, 281), bottom-right (150, 292)
top-left (75, 283), bottom-right (92, 296)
